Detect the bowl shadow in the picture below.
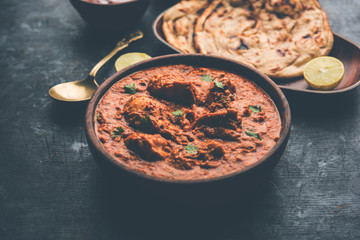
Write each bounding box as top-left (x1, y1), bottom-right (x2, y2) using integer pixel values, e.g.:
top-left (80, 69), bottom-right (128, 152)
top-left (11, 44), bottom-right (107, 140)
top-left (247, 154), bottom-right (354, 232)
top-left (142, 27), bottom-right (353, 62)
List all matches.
top-left (50, 100), bottom-right (88, 126)
top-left (284, 88), bottom-right (359, 119)
top-left (95, 172), bottom-right (273, 240)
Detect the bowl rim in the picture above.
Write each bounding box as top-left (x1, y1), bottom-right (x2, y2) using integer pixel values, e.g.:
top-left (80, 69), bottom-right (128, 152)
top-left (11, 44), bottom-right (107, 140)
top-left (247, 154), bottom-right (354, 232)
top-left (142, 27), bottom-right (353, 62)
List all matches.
top-left (85, 54), bottom-right (291, 184)
top-left (71, 0), bottom-right (145, 6)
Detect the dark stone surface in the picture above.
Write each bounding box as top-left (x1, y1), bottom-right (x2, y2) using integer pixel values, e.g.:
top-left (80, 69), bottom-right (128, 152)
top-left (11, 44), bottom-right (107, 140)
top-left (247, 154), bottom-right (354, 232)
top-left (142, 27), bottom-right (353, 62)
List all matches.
top-left (0, 0), bottom-right (359, 239)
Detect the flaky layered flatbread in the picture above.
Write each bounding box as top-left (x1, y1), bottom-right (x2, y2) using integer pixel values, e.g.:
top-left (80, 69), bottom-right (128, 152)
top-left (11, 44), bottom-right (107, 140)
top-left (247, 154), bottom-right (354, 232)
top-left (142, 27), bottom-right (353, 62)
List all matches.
top-left (162, 0), bottom-right (210, 53)
top-left (163, 0), bottom-right (334, 78)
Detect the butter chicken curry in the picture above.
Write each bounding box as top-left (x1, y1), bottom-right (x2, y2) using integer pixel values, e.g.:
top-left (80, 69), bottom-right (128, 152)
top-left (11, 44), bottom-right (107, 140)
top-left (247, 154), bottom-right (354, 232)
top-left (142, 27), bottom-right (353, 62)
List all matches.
top-left (95, 64), bottom-right (281, 180)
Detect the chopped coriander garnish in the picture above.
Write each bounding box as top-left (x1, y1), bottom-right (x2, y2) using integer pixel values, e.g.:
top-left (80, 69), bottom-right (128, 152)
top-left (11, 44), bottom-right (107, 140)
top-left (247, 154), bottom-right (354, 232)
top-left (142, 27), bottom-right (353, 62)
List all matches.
top-left (113, 126), bottom-right (124, 138)
top-left (214, 80), bottom-right (224, 89)
top-left (124, 83), bottom-right (136, 94)
top-left (201, 75), bottom-right (224, 90)
top-left (140, 115), bottom-right (152, 128)
top-left (201, 74), bottom-right (213, 82)
top-left (96, 113), bottom-right (102, 119)
top-left (172, 109), bottom-right (183, 117)
top-left (245, 130), bottom-right (261, 140)
top-left (249, 105), bottom-right (262, 114)
top-left (185, 143), bottom-right (198, 154)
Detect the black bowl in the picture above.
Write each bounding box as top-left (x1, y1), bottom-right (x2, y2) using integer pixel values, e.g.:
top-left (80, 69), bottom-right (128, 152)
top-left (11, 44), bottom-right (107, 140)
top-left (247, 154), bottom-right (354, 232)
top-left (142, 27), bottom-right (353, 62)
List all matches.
top-left (70, 0), bottom-right (151, 30)
top-left (85, 54), bottom-right (291, 204)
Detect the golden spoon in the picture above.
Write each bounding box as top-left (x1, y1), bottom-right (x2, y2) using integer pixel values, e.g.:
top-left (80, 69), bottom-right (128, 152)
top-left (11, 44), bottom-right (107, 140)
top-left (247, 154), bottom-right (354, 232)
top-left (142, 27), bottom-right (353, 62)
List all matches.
top-left (49, 30), bottom-right (143, 102)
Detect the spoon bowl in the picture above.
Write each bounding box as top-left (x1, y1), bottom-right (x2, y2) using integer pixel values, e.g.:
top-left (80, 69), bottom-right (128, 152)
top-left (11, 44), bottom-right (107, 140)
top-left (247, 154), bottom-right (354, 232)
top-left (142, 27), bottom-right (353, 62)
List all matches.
top-left (49, 77), bottom-right (99, 102)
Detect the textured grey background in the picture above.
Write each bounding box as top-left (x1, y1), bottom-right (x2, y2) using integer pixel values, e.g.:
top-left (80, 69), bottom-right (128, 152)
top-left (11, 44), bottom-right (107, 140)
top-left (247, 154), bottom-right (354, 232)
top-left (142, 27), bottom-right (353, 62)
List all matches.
top-left (0, 0), bottom-right (359, 239)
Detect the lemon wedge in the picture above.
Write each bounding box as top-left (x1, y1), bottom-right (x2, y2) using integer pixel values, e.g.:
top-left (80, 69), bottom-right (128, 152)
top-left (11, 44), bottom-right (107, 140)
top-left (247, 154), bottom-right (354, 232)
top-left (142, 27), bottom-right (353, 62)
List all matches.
top-left (115, 52), bottom-right (151, 72)
top-left (303, 56), bottom-right (345, 90)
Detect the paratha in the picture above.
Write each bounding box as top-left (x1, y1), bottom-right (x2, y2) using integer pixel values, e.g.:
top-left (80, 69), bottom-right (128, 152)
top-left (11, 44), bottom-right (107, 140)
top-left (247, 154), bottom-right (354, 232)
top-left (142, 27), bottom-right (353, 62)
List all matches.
top-left (163, 0), bottom-right (333, 78)
top-left (162, 0), bottom-right (210, 53)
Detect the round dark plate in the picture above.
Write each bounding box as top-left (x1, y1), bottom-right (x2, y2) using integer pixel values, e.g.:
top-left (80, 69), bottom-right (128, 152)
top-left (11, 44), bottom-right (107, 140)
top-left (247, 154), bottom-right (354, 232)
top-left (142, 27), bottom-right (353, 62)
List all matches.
top-left (153, 10), bottom-right (360, 95)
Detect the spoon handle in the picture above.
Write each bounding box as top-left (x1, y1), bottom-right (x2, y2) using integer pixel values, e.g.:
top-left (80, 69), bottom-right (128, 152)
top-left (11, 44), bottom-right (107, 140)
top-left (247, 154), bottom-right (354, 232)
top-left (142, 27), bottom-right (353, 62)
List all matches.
top-left (88, 30), bottom-right (144, 79)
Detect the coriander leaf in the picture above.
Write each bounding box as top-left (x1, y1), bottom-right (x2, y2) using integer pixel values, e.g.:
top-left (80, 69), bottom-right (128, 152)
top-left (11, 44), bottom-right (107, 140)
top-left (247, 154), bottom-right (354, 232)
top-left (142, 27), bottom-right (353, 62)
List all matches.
top-left (172, 109), bottom-right (183, 117)
top-left (249, 105), bottom-right (262, 114)
top-left (185, 143), bottom-right (198, 154)
top-left (214, 80), bottom-right (224, 89)
top-left (140, 115), bottom-right (152, 128)
top-left (96, 113), bottom-right (104, 123)
top-left (113, 126), bottom-right (124, 138)
top-left (245, 130), bottom-right (261, 140)
top-left (124, 83), bottom-right (136, 94)
top-left (201, 74), bottom-right (213, 82)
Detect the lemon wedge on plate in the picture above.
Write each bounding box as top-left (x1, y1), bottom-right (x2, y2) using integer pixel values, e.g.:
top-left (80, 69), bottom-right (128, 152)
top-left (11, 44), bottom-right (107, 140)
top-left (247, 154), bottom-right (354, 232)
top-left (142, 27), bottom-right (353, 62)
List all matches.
top-left (303, 56), bottom-right (345, 90)
top-left (115, 52), bottom-right (151, 72)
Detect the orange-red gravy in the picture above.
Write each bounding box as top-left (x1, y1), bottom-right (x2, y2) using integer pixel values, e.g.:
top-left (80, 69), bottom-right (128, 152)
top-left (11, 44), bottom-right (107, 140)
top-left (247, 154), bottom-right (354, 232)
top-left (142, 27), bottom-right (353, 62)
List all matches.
top-left (95, 64), bottom-right (281, 180)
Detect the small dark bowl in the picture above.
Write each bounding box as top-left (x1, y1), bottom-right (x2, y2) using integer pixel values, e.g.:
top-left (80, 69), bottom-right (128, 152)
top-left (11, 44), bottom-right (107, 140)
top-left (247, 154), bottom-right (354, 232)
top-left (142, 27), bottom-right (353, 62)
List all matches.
top-left (70, 0), bottom-right (150, 30)
top-left (85, 54), bottom-right (291, 204)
